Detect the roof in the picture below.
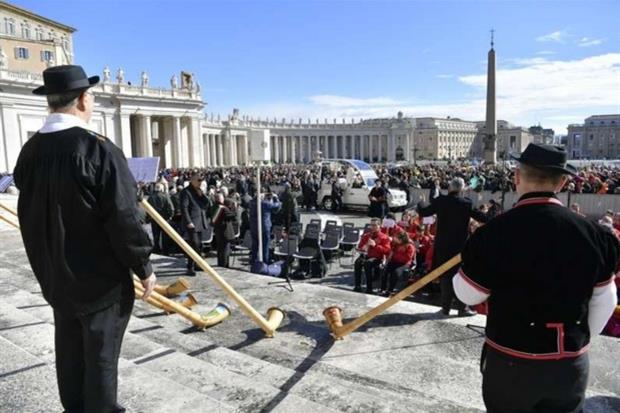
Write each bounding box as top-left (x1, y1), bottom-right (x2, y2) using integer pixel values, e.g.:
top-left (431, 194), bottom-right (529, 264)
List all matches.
top-left (0, 1), bottom-right (77, 32)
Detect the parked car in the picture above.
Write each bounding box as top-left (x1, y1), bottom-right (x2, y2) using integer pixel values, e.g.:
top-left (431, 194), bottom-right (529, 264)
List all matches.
top-left (318, 159), bottom-right (408, 211)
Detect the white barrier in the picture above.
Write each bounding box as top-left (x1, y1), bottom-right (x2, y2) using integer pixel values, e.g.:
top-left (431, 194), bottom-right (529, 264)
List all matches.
top-left (406, 188), bottom-right (618, 217)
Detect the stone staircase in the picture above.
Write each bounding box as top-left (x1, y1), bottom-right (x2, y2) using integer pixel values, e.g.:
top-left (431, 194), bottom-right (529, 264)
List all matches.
top-left (0, 220), bottom-right (619, 412)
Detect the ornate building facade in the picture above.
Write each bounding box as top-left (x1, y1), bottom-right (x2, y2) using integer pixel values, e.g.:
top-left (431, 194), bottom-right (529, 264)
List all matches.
top-left (567, 115), bottom-right (620, 159)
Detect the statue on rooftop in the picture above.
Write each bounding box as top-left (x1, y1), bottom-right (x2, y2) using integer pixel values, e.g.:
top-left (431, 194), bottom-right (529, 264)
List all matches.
top-left (116, 68), bottom-right (124, 84)
top-left (102, 66), bottom-right (111, 82)
top-left (141, 71), bottom-right (149, 87)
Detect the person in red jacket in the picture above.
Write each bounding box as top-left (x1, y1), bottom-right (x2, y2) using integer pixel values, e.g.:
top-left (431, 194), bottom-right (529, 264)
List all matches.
top-left (381, 231), bottom-right (416, 296)
top-left (380, 213), bottom-right (404, 240)
top-left (354, 218), bottom-right (391, 293)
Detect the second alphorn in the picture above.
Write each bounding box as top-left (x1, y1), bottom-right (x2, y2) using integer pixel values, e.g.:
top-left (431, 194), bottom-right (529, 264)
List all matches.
top-left (134, 280), bottom-right (230, 329)
top-left (140, 199), bottom-right (285, 337)
top-left (323, 254), bottom-right (462, 340)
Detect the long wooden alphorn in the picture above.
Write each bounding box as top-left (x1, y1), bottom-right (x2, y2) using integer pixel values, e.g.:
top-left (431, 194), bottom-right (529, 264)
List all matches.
top-left (0, 201), bottom-right (17, 217)
top-left (140, 200), bottom-right (285, 337)
top-left (0, 213), bottom-right (19, 229)
top-left (323, 254), bottom-right (462, 340)
top-left (133, 280), bottom-right (229, 329)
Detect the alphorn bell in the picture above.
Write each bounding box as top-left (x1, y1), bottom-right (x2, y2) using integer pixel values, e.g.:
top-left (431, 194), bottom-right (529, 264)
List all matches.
top-left (134, 280), bottom-right (230, 329)
top-left (323, 254), bottom-right (462, 340)
top-left (153, 277), bottom-right (190, 297)
top-left (140, 199), bottom-right (285, 337)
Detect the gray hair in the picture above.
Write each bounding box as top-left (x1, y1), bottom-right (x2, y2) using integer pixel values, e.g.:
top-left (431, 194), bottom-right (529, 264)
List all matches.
top-left (46, 90), bottom-right (83, 111)
top-left (448, 177), bottom-right (465, 193)
top-left (154, 183), bottom-right (164, 192)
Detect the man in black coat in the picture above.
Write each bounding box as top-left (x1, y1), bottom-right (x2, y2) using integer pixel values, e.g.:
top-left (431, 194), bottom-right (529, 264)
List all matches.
top-left (180, 174), bottom-right (211, 275)
top-left (418, 177), bottom-right (487, 316)
top-left (212, 193), bottom-right (237, 268)
top-left (13, 65), bottom-right (156, 413)
top-left (147, 183), bottom-right (174, 254)
top-left (454, 144), bottom-right (619, 412)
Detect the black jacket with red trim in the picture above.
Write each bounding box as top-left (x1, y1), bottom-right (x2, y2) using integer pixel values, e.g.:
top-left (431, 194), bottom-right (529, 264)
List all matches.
top-left (460, 191), bottom-right (619, 359)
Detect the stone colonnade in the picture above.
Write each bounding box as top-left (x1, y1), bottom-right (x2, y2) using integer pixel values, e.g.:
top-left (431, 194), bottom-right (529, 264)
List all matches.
top-left (129, 114), bottom-right (249, 168)
top-left (269, 133), bottom-right (412, 163)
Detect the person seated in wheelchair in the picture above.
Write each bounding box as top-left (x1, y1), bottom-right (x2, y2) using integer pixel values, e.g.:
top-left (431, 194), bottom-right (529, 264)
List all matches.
top-left (354, 218), bottom-right (391, 293)
top-left (380, 231), bottom-right (416, 296)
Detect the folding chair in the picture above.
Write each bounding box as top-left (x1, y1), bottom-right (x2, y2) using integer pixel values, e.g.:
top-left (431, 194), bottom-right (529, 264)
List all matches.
top-left (321, 227), bottom-right (342, 268)
top-left (271, 236), bottom-right (299, 291)
top-left (343, 222), bottom-right (355, 230)
top-left (231, 230), bottom-right (252, 267)
top-left (340, 228), bottom-right (361, 265)
top-left (292, 225), bottom-right (323, 279)
top-left (200, 225), bottom-right (214, 251)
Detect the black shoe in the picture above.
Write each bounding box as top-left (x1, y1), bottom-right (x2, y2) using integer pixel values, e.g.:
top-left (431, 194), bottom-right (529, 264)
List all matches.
top-left (457, 308), bottom-right (476, 317)
top-left (186, 269), bottom-right (196, 276)
top-left (353, 286), bottom-right (362, 293)
top-left (437, 309), bottom-right (450, 317)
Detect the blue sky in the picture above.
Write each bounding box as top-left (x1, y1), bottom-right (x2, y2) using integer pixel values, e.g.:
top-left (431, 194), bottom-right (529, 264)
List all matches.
top-left (15, 0), bottom-right (620, 134)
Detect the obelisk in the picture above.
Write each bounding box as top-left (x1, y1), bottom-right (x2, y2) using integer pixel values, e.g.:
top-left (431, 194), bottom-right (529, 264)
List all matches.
top-left (483, 30), bottom-right (497, 164)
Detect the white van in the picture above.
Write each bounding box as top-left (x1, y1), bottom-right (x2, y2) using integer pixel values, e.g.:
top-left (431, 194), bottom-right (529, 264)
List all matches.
top-left (317, 159), bottom-right (408, 211)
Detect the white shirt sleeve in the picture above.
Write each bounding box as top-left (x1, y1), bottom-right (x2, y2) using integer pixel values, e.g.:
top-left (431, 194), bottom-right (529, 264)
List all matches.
top-left (453, 270), bottom-right (490, 306)
top-left (588, 277), bottom-right (618, 336)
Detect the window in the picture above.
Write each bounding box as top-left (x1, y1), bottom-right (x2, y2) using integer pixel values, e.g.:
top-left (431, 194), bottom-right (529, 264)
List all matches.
top-left (5, 18), bottom-right (15, 35)
top-left (590, 134), bottom-right (594, 140)
top-left (41, 50), bottom-right (54, 62)
top-left (35, 26), bottom-right (43, 40)
top-left (15, 47), bottom-right (29, 59)
top-left (21, 22), bottom-right (30, 39)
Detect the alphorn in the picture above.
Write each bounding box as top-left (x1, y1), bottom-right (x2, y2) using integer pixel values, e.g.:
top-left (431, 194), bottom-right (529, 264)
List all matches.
top-left (323, 254), bottom-right (462, 340)
top-left (0, 201), bottom-right (17, 217)
top-left (140, 199), bottom-right (285, 337)
top-left (153, 277), bottom-right (191, 297)
top-left (134, 280), bottom-right (230, 329)
top-left (0, 213), bottom-right (19, 229)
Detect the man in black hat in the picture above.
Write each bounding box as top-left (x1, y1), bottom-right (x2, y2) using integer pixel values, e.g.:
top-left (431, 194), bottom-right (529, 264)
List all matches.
top-left (454, 143), bottom-right (618, 412)
top-left (14, 65), bottom-right (156, 413)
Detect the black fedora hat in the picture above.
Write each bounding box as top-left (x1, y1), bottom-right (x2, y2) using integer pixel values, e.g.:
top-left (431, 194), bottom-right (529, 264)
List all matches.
top-left (32, 65), bottom-right (99, 95)
top-left (510, 143), bottom-right (577, 176)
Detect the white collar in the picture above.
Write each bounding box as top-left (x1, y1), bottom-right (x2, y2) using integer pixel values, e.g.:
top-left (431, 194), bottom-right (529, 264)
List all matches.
top-left (39, 113), bottom-right (91, 134)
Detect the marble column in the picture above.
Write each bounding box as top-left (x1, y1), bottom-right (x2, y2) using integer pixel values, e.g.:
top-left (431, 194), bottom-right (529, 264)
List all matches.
top-left (368, 135), bottom-right (374, 162)
top-left (405, 132), bottom-right (411, 162)
top-left (172, 117), bottom-right (181, 167)
top-left (205, 134), bottom-right (211, 166)
top-left (210, 134), bottom-right (217, 166)
top-left (388, 134), bottom-right (395, 162)
top-left (120, 113), bottom-right (132, 158)
top-left (290, 136), bottom-right (296, 164)
top-left (217, 135), bottom-right (224, 166)
top-left (143, 115), bottom-right (153, 157)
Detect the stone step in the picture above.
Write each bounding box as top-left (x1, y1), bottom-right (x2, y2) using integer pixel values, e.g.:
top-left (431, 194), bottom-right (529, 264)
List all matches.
top-left (0, 335), bottom-right (62, 413)
top-left (0, 300), bottom-right (236, 413)
top-left (0, 280), bottom-right (481, 413)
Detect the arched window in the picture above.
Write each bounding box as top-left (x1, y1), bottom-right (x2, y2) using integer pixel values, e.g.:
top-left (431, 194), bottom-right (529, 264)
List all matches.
top-left (21, 22), bottom-right (30, 39)
top-left (35, 26), bottom-right (44, 40)
top-left (5, 18), bottom-right (15, 35)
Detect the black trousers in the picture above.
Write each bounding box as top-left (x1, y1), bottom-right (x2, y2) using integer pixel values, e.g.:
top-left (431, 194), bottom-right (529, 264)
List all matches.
top-left (215, 231), bottom-right (231, 268)
top-left (53, 301), bottom-right (132, 413)
top-left (354, 256), bottom-right (382, 292)
top-left (482, 345), bottom-right (589, 413)
top-left (185, 229), bottom-right (202, 270)
top-left (381, 262), bottom-right (409, 292)
top-left (150, 222), bottom-right (163, 253)
top-left (440, 265), bottom-right (465, 313)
